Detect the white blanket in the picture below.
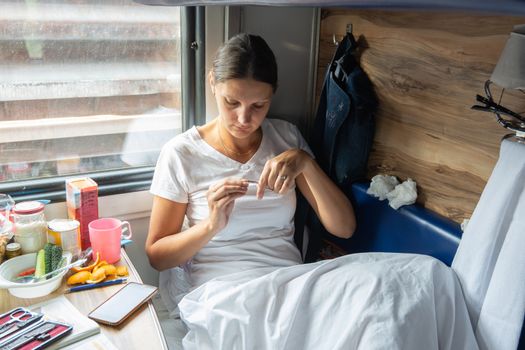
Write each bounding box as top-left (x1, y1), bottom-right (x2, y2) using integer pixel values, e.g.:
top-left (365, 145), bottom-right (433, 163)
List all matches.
top-left (452, 139), bottom-right (525, 350)
top-left (179, 253), bottom-right (478, 350)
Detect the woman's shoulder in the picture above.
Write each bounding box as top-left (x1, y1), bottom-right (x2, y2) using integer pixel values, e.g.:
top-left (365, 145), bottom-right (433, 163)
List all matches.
top-left (265, 118), bottom-right (297, 129)
top-left (161, 127), bottom-right (200, 152)
top-left (156, 127), bottom-right (209, 167)
top-left (264, 118), bottom-right (301, 137)
top-left (263, 118), bottom-right (312, 155)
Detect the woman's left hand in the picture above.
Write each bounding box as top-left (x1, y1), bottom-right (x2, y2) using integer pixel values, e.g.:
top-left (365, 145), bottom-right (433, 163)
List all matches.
top-left (256, 149), bottom-right (311, 199)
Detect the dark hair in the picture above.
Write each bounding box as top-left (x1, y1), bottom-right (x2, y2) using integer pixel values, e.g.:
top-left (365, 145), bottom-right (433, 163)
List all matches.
top-left (212, 33), bottom-right (278, 92)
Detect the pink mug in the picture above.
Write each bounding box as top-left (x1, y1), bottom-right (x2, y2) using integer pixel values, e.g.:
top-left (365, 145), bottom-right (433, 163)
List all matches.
top-left (88, 218), bottom-right (132, 264)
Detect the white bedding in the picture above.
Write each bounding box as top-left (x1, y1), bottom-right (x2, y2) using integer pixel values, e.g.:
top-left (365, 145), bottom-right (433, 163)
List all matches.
top-left (151, 120), bottom-right (478, 349)
top-left (179, 253), bottom-right (478, 350)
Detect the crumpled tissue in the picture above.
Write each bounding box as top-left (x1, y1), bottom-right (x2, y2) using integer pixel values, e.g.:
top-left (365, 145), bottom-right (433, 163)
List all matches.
top-left (386, 178), bottom-right (418, 210)
top-left (367, 174), bottom-right (399, 200)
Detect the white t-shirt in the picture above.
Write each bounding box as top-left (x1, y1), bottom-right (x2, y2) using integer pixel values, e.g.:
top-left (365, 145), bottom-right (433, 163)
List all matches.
top-left (150, 118), bottom-right (313, 316)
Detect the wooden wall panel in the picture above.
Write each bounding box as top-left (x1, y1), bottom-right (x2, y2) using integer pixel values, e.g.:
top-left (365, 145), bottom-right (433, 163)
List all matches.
top-left (318, 9), bottom-right (525, 222)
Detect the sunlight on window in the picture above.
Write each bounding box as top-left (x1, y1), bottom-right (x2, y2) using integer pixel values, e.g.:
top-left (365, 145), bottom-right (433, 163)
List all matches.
top-left (0, 0), bottom-right (182, 182)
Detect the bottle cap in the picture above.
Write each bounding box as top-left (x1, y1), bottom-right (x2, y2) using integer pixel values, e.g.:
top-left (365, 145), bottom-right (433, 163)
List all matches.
top-left (48, 219), bottom-right (80, 232)
top-left (6, 242), bottom-right (21, 251)
top-left (13, 201), bottom-right (45, 215)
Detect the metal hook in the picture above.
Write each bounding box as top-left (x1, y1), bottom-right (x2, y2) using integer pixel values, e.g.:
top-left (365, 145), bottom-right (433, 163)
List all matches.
top-left (332, 24), bottom-right (353, 46)
top-left (333, 34), bottom-right (339, 46)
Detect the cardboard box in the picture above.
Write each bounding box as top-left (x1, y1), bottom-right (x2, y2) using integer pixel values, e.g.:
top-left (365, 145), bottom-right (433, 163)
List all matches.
top-left (66, 177), bottom-right (98, 250)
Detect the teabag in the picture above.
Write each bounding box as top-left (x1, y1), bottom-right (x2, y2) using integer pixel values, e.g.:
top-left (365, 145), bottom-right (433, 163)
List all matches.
top-left (367, 175), bottom-right (399, 200)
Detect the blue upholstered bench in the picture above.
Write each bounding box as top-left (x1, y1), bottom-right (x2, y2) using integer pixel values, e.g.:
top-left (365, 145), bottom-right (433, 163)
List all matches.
top-left (328, 182), bottom-right (462, 266)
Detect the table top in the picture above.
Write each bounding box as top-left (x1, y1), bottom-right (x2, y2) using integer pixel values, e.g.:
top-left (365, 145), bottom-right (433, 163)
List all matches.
top-left (0, 249), bottom-right (168, 350)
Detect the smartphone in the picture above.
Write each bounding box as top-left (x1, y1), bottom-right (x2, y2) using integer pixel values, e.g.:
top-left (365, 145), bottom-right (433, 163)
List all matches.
top-left (88, 282), bottom-right (158, 326)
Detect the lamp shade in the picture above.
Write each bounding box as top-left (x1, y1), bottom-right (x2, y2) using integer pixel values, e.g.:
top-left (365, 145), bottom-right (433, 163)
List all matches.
top-left (490, 25), bottom-right (525, 89)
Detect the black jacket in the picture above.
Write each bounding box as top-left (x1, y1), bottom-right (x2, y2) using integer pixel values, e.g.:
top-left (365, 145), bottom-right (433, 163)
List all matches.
top-left (296, 33), bottom-right (378, 262)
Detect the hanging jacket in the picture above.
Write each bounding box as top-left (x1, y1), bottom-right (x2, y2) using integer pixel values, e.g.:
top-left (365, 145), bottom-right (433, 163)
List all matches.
top-left (295, 32), bottom-right (378, 262)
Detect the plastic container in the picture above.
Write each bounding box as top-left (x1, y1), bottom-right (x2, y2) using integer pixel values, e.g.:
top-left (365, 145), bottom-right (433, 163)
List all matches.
top-left (13, 201), bottom-right (47, 254)
top-left (47, 219), bottom-right (81, 256)
top-left (0, 252), bottom-right (72, 298)
top-left (0, 220), bottom-right (13, 239)
top-left (0, 193), bottom-right (14, 232)
top-left (0, 221), bottom-right (13, 264)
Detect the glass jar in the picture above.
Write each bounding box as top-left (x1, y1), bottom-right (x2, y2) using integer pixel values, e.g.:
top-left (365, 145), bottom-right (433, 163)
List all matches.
top-left (6, 242), bottom-right (22, 259)
top-left (13, 201), bottom-right (47, 254)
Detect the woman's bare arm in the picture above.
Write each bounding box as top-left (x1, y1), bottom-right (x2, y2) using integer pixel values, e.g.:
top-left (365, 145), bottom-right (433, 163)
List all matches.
top-left (257, 149), bottom-right (355, 239)
top-left (146, 179), bottom-right (248, 271)
top-left (296, 157), bottom-right (355, 238)
top-left (145, 196), bottom-right (215, 270)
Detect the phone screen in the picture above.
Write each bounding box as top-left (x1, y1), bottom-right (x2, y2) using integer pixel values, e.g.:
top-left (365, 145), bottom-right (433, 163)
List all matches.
top-left (88, 282), bottom-right (157, 325)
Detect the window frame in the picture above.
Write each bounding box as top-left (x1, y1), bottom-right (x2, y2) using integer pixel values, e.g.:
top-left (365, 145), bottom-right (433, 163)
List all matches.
top-left (1, 5), bottom-right (205, 203)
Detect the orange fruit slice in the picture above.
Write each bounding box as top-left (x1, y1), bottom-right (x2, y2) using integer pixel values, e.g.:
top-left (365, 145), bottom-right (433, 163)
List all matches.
top-left (70, 252), bottom-right (100, 273)
top-left (91, 267), bottom-right (106, 280)
top-left (93, 260), bottom-right (108, 271)
top-left (85, 267), bottom-right (106, 284)
top-left (100, 264), bottom-right (117, 276)
top-left (104, 275), bottom-right (118, 281)
top-left (67, 271), bottom-right (91, 285)
top-left (116, 266), bottom-right (129, 277)
top-left (86, 275), bottom-right (106, 284)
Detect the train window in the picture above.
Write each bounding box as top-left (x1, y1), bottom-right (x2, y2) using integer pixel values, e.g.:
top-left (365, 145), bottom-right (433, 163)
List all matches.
top-left (0, 1), bottom-right (182, 197)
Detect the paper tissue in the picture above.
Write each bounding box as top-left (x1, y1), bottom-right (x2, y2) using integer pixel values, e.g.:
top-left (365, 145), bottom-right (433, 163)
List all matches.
top-left (367, 175), bottom-right (400, 200)
top-left (386, 179), bottom-right (418, 209)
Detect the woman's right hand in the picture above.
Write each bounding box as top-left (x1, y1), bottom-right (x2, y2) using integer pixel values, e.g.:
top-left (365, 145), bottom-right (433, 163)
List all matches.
top-left (206, 178), bottom-right (248, 234)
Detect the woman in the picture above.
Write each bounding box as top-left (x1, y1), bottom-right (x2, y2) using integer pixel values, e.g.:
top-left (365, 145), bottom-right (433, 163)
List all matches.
top-left (147, 33), bottom-right (354, 284)
top-left (146, 34), bottom-right (476, 349)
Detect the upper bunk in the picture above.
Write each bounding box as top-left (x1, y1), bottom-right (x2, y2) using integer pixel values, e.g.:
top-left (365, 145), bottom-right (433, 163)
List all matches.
top-left (137, 0), bottom-right (525, 16)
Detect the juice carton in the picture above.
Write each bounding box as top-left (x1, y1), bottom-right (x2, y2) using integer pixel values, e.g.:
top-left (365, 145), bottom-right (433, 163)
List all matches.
top-left (66, 177), bottom-right (98, 250)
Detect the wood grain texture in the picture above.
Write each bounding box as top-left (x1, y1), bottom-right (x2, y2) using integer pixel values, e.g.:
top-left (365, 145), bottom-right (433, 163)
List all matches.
top-left (318, 9), bottom-right (525, 222)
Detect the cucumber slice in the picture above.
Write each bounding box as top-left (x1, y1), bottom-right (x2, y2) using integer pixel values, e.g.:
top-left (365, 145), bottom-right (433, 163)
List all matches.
top-left (35, 249), bottom-right (46, 278)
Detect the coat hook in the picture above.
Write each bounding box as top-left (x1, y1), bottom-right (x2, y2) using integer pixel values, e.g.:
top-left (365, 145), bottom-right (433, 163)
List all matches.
top-left (333, 34), bottom-right (339, 46)
top-left (333, 24), bottom-right (353, 46)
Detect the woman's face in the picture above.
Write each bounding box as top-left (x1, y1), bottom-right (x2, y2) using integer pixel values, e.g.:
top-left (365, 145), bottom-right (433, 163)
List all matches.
top-left (212, 77), bottom-right (273, 139)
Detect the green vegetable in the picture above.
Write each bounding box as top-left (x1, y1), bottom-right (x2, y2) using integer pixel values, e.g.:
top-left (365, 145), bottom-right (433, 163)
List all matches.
top-left (51, 245), bottom-right (63, 271)
top-left (35, 249), bottom-right (46, 277)
top-left (44, 243), bottom-right (53, 274)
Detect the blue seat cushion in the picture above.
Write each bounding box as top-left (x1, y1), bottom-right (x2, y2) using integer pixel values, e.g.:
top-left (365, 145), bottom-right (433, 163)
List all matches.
top-left (327, 182), bottom-right (463, 266)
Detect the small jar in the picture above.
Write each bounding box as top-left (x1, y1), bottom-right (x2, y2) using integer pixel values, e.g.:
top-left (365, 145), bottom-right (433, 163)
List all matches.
top-left (13, 201), bottom-right (47, 254)
top-left (47, 219), bottom-right (80, 256)
top-left (5, 242), bottom-right (22, 259)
